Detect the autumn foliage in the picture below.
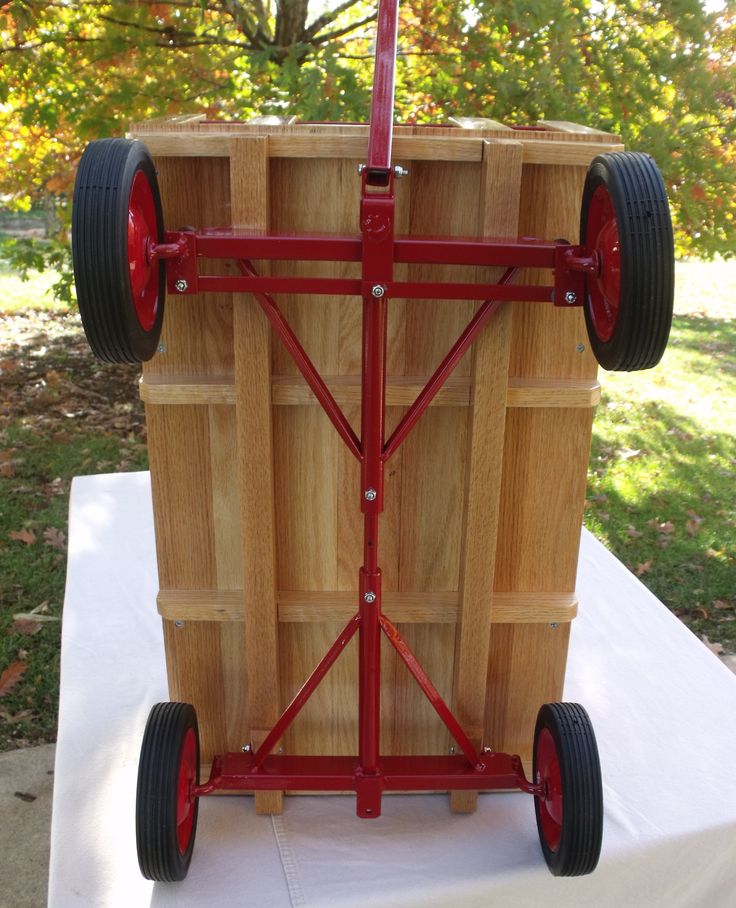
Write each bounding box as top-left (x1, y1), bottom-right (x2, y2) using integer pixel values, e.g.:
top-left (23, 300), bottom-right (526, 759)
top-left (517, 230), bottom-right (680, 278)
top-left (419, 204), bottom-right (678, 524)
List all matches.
top-left (1, 0), bottom-right (734, 288)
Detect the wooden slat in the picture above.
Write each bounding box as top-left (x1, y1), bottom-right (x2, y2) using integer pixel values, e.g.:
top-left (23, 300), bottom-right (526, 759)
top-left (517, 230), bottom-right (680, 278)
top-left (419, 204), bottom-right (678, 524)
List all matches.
top-left (230, 136), bottom-right (283, 814)
top-left (156, 589), bottom-right (578, 625)
top-left (538, 120), bottom-right (618, 138)
top-left (449, 139), bottom-right (522, 813)
top-left (136, 131), bottom-right (622, 165)
top-left (449, 116), bottom-right (514, 132)
top-left (140, 374), bottom-right (600, 408)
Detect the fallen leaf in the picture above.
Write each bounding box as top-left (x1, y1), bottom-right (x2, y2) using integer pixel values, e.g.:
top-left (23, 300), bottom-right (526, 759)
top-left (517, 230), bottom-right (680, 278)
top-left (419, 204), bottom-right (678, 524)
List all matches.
top-left (9, 528), bottom-right (36, 545)
top-left (660, 521), bottom-right (675, 535)
top-left (13, 791), bottom-right (36, 803)
top-left (701, 636), bottom-right (724, 656)
top-left (713, 599), bottom-right (734, 610)
top-left (0, 450), bottom-right (15, 478)
top-left (10, 619), bottom-right (43, 636)
top-left (0, 707), bottom-right (34, 724)
top-left (626, 525), bottom-right (643, 538)
top-left (43, 527), bottom-right (65, 549)
top-left (635, 560), bottom-right (653, 576)
top-left (619, 447), bottom-right (643, 461)
top-left (666, 427), bottom-right (694, 441)
top-left (0, 661), bottom-right (28, 697)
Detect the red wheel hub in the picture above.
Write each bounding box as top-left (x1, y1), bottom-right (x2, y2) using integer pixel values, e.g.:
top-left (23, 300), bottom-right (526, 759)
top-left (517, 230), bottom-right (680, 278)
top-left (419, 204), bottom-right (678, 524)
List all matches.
top-left (127, 170), bottom-right (160, 332)
top-left (535, 727), bottom-right (563, 852)
top-left (586, 183), bottom-right (621, 343)
top-left (176, 727), bottom-right (197, 854)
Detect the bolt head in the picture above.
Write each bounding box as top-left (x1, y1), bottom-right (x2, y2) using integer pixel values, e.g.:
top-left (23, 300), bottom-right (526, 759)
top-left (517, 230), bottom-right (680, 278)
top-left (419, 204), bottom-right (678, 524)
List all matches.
top-left (364, 488), bottom-right (377, 501)
top-left (564, 290), bottom-right (577, 304)
top-left (393, 164), bottom-right (408, 178)
top-left (175, 279), bottom-right (188, 293)
top-left (371, 284), bottom-right (385, 298)
top-left (363, 591), bottom-right (376, 603)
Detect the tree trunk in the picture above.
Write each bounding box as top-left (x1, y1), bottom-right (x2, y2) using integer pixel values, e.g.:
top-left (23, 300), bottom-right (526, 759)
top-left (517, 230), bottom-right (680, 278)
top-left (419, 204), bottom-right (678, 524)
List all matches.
top-left (274, 0), bottom-right (310, 60)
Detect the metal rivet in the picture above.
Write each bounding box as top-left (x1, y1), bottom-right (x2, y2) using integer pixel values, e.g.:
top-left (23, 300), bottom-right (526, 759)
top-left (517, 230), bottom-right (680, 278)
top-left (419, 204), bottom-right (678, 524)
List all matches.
top-left (564, 290), bottom-right (577, 305)
top-left (364, 591), bottom-right (376, 603)
top-left (174, 620), bottom-right (185, 628)
top-left (576, 343), bottom-right (585, 353)
top-left (364, 488), bottom-right (377, 501)
top-left (393, 165), bottom-right (409, 178)
top-left (174, 279), bottom-right (188, 292)
top-left (371, 285), bottom-right (385, 298)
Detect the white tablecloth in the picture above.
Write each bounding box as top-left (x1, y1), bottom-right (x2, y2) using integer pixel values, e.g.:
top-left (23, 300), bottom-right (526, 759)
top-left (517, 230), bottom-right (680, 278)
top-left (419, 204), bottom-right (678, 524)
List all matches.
top-left (49, 472), bottom-right (736, 907)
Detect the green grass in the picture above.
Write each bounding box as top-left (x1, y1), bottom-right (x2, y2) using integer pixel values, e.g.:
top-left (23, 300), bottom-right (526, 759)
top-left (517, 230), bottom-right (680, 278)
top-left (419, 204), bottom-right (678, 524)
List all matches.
top-left (0, 263), bottom-right (65, 313)
top-left (585, 260), bottom-right (736, 650)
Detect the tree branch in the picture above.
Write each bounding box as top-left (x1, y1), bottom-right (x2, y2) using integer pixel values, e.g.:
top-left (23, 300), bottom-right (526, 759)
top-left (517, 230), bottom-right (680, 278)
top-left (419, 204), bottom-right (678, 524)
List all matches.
top-left (304, 0), bottom-right (367, 41)
top-left (311, 12), bottom-right (377, 47)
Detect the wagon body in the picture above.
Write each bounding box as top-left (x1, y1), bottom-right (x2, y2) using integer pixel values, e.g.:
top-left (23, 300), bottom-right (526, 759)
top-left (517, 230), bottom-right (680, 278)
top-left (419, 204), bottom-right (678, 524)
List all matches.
top-left (131, 116), bottom-right (620, 771)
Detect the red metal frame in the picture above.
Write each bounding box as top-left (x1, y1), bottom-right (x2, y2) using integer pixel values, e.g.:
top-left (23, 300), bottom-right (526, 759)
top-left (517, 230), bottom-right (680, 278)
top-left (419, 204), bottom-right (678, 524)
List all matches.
top-left (155, 0), bottom-right (602, 817)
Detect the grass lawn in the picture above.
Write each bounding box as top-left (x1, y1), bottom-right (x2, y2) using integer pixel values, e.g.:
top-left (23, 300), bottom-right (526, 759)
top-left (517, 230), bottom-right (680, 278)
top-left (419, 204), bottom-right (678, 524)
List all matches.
top-left (0, 259), bottom-right (734, 749)
top-left (586, 260), bottom-right (736, 652)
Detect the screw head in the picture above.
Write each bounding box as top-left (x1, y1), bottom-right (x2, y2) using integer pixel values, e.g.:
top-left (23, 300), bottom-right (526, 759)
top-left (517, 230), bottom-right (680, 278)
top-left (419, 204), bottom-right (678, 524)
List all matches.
top-left (174, 279), bottom-right (188, 293)
top-left (174, 620), bottom-right (185, 628)
top-left (357, 164), bottom-right (367, 175)
top-left (550, 622), bottom-right (559, 630)
top-left (157, 343), bottom-right (167, 354)
top-left (241, 744), bottom-right (252, 753)
top-left (364, 591), bottom-right (376, 603)
top-left (371, 284), bottom-right (385, 298)
top-left (576, 342), bottom-right (585, 353)
top-left (564, 290), bottom-right (577, 305)
top-left (364, 488), bottom-right (377, 501)
top-left (393, 165), bottom-right (409, 178)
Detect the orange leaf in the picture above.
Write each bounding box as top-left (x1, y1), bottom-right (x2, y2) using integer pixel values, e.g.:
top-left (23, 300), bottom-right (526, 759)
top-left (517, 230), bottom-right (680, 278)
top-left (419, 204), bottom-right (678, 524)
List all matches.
top-left (0, 661), bottom-right (28, 697)
top-left (635, 560), bottom-right (653, 576)
top-left (9, 529), bottom-right (36, 545)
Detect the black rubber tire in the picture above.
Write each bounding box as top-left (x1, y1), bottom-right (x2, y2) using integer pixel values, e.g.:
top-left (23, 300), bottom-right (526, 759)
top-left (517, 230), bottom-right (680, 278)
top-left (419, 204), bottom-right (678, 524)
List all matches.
top-left (533, 702), bottom-right (603, 877)
top-left (136, 702), bottom-right (200, 882)
top-left (580, 151), bottom-right (674, 371)
top-left (72, 138), bottom-right (165, 363)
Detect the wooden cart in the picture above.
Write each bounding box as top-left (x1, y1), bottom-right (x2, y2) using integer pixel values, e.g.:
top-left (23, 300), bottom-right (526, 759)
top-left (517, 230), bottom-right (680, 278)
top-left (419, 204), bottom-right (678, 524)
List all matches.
top-left (71, 0), bottom-right (674, 881)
